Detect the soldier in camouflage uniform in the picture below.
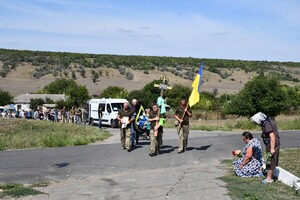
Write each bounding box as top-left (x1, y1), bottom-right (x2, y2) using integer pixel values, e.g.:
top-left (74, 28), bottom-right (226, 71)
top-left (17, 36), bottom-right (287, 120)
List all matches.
top-left (174, 98), bottom-right (192, 154)
top-left (148, 103), bottom-right (163, 156)
top-left (117, 102), bottom-right (134, 152)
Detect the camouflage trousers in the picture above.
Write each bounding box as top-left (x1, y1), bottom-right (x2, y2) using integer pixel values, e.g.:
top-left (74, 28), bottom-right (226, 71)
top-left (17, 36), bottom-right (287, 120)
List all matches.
top-left (120, 127), bottom-right (131, 150)
top-left (177, 125), bottom-right (189, 152)
top-left (150, 127), bottom-right (163, 154)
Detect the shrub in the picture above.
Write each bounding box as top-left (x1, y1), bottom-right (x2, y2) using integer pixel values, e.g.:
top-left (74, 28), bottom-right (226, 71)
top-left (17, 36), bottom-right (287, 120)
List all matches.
top-left (71, 71), bottom-right (76, 79)
top-left (125, 71), bottom-right (134, 80)
top-left (118, 66), bottom-right (126, 75)
top-left (32, 65), bottom-right (52, 79)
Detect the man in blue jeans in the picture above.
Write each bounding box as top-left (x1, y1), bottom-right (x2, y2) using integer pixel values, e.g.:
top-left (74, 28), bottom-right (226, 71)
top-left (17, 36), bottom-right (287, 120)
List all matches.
top-left (130, 99), bottom-right (138, 146)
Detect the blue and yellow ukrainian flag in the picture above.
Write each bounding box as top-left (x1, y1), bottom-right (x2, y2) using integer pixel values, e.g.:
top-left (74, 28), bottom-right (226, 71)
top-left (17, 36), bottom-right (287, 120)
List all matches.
top-left (188, 62), bottom-right (204, 107)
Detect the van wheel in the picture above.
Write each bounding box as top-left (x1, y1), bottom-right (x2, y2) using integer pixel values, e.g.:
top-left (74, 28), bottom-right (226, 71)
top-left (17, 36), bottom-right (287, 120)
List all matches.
top-left (111, 119), bottom-right (118, 128)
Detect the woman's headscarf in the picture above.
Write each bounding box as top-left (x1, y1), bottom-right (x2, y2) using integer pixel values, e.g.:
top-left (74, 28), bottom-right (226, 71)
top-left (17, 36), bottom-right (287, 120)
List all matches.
top-left (251, 112), bottom-right (267, 125)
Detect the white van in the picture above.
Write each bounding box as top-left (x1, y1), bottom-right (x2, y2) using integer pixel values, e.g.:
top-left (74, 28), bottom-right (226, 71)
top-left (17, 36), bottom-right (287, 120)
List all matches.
top-left (88, 98), bottom-right (129, 128)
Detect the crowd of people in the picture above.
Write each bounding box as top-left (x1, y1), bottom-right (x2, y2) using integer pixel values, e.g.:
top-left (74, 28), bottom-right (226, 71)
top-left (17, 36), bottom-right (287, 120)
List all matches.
top-left (1, 107), bottom-right (89, 125)
top-left (116, 97), bottom-right (193, 157)
top-left (116, 97), bottom-right (281, 184)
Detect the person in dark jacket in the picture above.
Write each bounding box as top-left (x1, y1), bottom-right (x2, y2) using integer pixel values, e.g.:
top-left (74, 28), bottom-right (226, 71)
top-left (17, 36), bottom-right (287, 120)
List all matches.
top-left (251, 112), bottom-right (280, 184)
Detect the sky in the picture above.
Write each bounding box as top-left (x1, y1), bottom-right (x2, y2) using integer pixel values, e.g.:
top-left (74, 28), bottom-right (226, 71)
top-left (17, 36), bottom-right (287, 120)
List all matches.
top-left (0, 0), bottom-right (300, 62)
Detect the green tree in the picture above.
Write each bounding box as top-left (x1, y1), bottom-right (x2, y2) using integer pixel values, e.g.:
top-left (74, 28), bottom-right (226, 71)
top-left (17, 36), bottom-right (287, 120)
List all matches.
top-left (30, 98), bottom-right (45, 110)
top-left (140, 80), bottom-right (161, 108)
top-left (0, 89), bottom-right (14, 105)
top-left (193, 91), bottom-right (216, 111)
top-left (99, 86), bottom-right (128, 99)
top-left (281, 85), bottom-right (300, 114)
top-left (40, 78), bottom-right (90, 107)
top-left (128, 87), bottom-right (158, 108)
top-left (165, 83), bottom-right (191, 108)
top-left (80, 69), bottom-right (86, 78)
top-left (91, 69), bottom-right (99, 83)
top-left (42, 78), bottom-right (73, 94)
top-left (224, 75), bottom-right (288, 117)
top-left (56, 99), bottom-right (69, 109)
top-left (67, 83), bottom-right (90, 107)
top-left (71, 71), bottom-right (76, 80)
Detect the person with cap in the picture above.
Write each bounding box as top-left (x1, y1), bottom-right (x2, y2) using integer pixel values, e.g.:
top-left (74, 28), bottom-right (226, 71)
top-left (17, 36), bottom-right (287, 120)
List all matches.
top-left (251, 112), bottom-right (280, 184)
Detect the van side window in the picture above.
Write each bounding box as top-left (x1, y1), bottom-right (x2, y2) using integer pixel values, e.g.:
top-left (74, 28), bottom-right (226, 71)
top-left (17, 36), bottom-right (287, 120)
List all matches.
top-left (99, 104), bottom-right (105, 111)
top-left (107, 104), bottom-right (112, 113)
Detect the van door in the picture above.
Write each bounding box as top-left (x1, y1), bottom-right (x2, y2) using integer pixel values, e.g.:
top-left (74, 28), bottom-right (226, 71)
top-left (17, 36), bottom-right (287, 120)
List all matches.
top-left (101, 103), bottom-right (112, 125)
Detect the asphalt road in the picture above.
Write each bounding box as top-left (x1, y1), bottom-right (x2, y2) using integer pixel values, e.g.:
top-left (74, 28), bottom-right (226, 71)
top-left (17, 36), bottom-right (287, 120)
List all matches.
top-left (0, 129), bottom-right (299, 200)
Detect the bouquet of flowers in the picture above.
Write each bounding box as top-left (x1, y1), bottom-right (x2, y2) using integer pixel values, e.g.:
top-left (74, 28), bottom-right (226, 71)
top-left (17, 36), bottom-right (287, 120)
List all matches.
top-left (232, 150), bottom-right (242, 158)
top-left (263, 152), bottom-right (272, 163)
top-left (260, 152), bottom-right (272, 176)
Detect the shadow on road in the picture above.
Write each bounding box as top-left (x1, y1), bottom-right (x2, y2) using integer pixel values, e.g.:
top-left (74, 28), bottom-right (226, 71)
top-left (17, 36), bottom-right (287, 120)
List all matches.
top-left (160, 145), bottom-right (176, 154)
top-left (54, 162), bottom-right (69, 168)
top-left (186, 144), bottom-right (212, 152)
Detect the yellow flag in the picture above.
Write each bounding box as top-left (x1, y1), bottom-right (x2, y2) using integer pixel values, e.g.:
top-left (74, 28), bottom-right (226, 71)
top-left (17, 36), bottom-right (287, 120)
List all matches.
top-left (188, 63), bottom-right (204, 107)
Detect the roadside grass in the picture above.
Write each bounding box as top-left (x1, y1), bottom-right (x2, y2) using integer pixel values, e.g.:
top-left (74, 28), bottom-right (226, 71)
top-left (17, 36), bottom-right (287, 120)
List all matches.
top-left (219, 148), bottom-right (300, 200)
top-left (0, 182), bottom-right (48, 198)
top-left (277, 118), bottom-right (300, 130)
top-left (0, 118), bottom-right (111, 151)
top-left (164, 115), bottom-right (300, 131)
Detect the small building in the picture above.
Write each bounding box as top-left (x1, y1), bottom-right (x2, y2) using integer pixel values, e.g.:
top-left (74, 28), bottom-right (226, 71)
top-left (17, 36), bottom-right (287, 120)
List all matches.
top-left (14, 93), bottom-right (66, 111)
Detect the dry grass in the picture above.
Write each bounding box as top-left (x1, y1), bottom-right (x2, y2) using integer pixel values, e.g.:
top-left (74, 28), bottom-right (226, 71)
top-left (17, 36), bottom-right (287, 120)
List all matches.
top-left (164, 112), bottom-right (300, 131)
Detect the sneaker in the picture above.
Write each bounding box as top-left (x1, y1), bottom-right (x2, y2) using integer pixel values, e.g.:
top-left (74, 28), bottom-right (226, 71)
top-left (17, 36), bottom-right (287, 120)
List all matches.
top-left (262, 179), bottom-right (274, 184)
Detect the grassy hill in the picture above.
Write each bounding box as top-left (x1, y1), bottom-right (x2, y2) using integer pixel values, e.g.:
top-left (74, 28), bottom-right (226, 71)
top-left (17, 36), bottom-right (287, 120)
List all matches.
top-left (0, 48), bottom-right (299, 96)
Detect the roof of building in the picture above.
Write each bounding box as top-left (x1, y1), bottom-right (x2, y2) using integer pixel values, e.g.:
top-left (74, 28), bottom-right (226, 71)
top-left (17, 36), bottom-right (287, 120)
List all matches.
top-left (14, 93), bottom-right (66, 103)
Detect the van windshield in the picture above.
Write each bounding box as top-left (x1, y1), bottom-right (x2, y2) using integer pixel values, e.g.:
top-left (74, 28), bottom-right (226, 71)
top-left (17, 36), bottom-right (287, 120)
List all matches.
top-left (111, 103), bottom-right (124, 111)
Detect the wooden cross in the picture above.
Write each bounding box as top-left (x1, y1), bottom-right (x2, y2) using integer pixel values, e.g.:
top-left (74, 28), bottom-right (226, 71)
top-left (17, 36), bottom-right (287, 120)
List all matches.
top-left (154, 75), bottom-right (172, 97)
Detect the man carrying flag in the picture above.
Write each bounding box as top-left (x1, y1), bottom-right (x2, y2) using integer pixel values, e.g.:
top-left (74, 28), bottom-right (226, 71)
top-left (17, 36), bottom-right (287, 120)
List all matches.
top-left (174, 63), bottom-right (204, 154)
